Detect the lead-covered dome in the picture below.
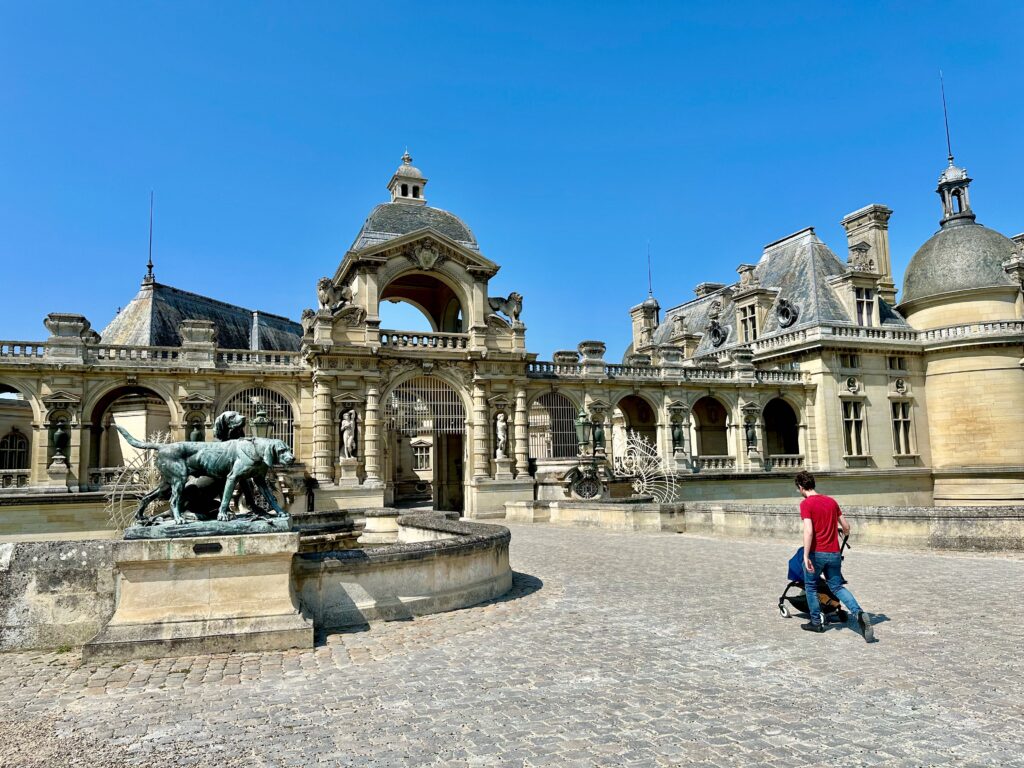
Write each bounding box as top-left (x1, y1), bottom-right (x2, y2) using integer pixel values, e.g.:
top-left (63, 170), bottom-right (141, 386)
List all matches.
top-left (351, 202), bottom-right (479, 251)
top-left (901, 221), bottom-right (1017, 304)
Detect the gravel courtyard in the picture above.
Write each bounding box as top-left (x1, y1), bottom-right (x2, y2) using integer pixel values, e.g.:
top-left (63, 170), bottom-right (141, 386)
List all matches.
top-left (1, 523), bottom-right (1021, 767)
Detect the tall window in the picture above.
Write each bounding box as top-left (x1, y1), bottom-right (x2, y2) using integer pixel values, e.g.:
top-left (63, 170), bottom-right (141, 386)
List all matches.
top-left (891, 401), bottom-right (913, 455)
top-left (842, 400), bottom-right (866, 456)
top-left (0, 429), bottom-right (29, 470)
top-left (838, 353), bottom-right (859, 369)
top-left (887, 356), bottom-right (907, 371)
top-left (413, 444), bottom-right (431, 470)
top-left (739, 305), bottom-right (758, 343)
top-left (855, 287), bottom-right (875, 326)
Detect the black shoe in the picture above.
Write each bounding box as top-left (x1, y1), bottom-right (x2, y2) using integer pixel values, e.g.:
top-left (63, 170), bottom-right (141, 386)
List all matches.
top-left (800, 621), bottom-right (825, 633)
top-left (857, 611), bottom-right (875, 643)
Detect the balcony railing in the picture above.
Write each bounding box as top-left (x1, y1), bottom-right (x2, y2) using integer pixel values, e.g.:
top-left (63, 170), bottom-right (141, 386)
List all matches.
top-left (92, 345), bottom-right (181, 363)
top-left (765, 454), bottom-right (805, 470)
top-left (379, 330), bottom-right (469, 350)
top-left (694, 455), bottom-right (736, 472)
top-left (217, 350), bottom-right (302, 367)
top-left (0, 469), bottom-right (31, 490)
top-left (527, 361), bottom-right (584, 377)
top-left (0, 341), bottom-right (45, 360)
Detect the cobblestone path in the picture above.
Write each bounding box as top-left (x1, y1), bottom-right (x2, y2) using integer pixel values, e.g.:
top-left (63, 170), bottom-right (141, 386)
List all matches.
top-left (1, 524), bottom-right (1022, 767)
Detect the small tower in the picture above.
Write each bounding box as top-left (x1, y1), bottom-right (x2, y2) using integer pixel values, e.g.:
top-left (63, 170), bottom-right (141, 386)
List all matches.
top-left (387, 151), bottom-right (428, 205)
top-left (936, 159), bottom-right (974, 227)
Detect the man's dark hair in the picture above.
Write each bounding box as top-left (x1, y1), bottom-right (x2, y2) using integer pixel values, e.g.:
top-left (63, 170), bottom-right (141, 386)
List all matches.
top-left (794, 470), bottom-right (816, 490)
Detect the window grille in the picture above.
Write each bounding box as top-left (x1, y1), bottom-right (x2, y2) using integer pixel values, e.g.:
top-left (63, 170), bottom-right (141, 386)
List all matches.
top-left (842, 400), bottom-right (866, 456)
top-left (891, 401), bottom-right (913, 455)
top-left (739, 304), bottom-right (758, 343)
top-left (384, 376), bottom-right (466, 436)
top-left (0, 429), bottom-right (29, 470)
top-left (855, 287), bottom-right (875, 326)
top-left (223, 387), bottom-right (295, 447)
top-left (528, 392), bottom-right (577, 459)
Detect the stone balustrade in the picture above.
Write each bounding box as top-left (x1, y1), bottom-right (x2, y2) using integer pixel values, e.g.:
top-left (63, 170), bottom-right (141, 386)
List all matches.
top-left (216, 350), bottom-right (302, 368)
top-left (605, 364), bottom-right (661, 379)
top-left (526, 361), bottom-right (584, 377)
top-left (755, 369), bottom-right (804, 384)
top-left (0, 469), bottom-right (31, 491)
top-left (92, 345), bottom-right (181, 364)
top-left (88, 467), bottom-right (122, 488)
top-left (694, 455), bottom-right (737, 472)
top-left (0, 341), bottom-right (45, 360)
top-left (379, 330), bottom-right (469, 350)
top-left (765, 454), bottom-right (805, 470)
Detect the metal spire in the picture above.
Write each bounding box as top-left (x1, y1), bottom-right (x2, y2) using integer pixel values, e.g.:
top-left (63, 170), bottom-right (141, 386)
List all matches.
top-left (940, 70), bottom-right (954, 165)
top-left (646, 240), bottom-right (654, 298)
top-left (145, 191), bottom-right (155, 282)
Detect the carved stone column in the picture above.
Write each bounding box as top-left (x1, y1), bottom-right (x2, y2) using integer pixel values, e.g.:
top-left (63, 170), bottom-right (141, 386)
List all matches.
top-left (363, 384), bottom-right (382, 486)
top-left (472, 382), bottom-right (489, 478)
top-left (513, 388), bottom-right (528, 478)
top-left (312, 375), bottom-right (334, 484)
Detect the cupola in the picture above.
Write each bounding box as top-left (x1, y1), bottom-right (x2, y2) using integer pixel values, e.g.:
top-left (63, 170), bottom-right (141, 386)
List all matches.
top-left (936, 157), bottom-right (974, 227)
top-left (387, 151), bottom-right (428, 205)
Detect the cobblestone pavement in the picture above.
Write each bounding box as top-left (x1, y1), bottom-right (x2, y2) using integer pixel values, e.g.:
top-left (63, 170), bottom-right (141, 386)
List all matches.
top-left (2, 525), bottom-right (1023, 767)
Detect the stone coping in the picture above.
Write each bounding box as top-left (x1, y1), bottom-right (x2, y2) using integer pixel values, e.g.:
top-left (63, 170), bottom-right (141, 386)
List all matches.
top-left (297, 513), bottom-right (510, 567)
top-left (685, 502), bottom-right (1024, 521)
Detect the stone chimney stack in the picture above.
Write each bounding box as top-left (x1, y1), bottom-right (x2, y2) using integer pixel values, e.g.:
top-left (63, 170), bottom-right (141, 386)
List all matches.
top-left (840, 204), bottom-right (896, 305)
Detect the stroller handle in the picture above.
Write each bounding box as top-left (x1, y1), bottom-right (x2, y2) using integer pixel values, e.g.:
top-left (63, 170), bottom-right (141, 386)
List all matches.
top-left (839, 530), bottom-right (852, 553)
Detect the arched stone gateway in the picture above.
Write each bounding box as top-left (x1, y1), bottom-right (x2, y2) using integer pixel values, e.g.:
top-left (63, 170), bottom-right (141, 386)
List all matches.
top-left (383, 375), bottom-right (467, 512)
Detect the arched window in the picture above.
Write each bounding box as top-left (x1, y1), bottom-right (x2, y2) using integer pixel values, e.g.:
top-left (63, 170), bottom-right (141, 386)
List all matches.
top-left (692, 397), bottom-right (729, 456)
top-left (528, 393), bottom-right (577, 459)
top-left (401, 183), bottom-right (409, 197)
top-left (412, 185), bottom-right (420, 198)
top-left (222, 387), bottom-right (295, 448)
top-left (0, 429), bottom-right (29, 470)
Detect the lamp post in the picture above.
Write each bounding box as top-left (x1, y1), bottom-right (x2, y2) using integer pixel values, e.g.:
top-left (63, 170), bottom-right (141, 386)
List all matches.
top-left (252, 404), bottom-right (274, 440)
top-left (574, 408), bottom-right (592, 458)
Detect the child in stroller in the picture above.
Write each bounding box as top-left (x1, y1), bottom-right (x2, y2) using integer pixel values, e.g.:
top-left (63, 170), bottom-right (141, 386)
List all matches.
top-left (778, 532), bottom-right (851, 623)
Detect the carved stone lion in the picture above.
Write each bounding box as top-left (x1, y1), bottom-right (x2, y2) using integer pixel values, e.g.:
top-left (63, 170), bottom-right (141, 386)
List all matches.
top-left (487, 291), bottom-right (523, 324)
top-left (317, 278), bottom-right (354, 314)
top-left (300, 308), bottom-right (315, 336)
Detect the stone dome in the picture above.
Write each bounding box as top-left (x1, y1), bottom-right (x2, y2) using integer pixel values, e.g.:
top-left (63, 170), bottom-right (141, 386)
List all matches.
top-left (901, 221), bottom-right (1018, 305)
top-left (350, 202), bottom-right (479, 252)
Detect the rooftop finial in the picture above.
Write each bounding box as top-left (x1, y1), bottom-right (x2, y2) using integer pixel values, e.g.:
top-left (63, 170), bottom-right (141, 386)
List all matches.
top-left (646, 240), bottom-right (654, 298)
top-left (940, 70), bottom-right (954, 166)
top-left (402, 148), bottom-right (412, 165)
top-left (145, 191), bottom-right (155, 283)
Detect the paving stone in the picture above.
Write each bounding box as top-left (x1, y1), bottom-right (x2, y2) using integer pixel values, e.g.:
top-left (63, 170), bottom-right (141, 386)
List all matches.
top-left (0, 525), bottom-right (1022, 767)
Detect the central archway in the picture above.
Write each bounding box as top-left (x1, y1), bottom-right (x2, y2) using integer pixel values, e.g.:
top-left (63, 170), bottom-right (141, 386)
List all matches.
top-left (383, 375), bottom-right (467, 512)
top-left (380, 272), bottom-right (464, 333)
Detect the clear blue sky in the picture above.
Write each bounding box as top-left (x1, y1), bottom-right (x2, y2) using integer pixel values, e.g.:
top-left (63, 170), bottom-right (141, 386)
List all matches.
top-left (2, 2), bottom-right (1021, 360)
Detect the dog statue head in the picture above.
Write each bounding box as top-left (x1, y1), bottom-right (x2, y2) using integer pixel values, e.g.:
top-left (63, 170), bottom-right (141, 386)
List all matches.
top-left (262, 439), bottom-right (295, 469)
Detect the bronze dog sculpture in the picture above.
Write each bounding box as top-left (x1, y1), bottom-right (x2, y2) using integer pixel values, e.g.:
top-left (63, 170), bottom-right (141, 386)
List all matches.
top-left (117, 427), bottom-right (295, 524)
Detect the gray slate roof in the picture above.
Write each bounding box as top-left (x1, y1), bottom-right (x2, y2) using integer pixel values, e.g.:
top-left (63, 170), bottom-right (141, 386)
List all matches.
top-left (351, 203), bottom-right (479, 251)
top-left (100, 281), bottom-right (301, 351)
top-left (901, 220), bottom-right (1018, 305)
top-left (651, 228), bottom-right (909, 359)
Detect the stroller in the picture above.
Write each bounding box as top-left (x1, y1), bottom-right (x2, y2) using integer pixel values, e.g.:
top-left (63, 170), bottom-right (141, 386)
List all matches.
top-left (778, 532), bottom-right (851, 623)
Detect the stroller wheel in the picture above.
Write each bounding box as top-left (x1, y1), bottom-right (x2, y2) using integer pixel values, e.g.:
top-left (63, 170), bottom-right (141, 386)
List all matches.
top-left (778, 603), bottom-right (790, 618)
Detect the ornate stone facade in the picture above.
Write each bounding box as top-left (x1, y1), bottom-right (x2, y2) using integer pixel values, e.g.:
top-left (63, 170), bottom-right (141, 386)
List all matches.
top-left (1, 152), bottom-right (1022, 538)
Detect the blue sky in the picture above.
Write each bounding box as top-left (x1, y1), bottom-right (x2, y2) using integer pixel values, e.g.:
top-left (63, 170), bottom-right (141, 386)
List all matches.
top-left (1, 2), bottom-right (1021, 360)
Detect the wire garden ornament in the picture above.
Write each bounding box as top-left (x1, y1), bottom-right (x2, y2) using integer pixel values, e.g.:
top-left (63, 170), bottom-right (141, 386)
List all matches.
top-left (613, 430), bottom-right (680, 503)
top-left (105, 431), bottom-right (172, 534)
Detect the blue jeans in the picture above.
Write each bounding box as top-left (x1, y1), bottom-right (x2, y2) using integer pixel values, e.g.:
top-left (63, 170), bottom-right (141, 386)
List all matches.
top-left (803, 551), bottom-right (862, 625)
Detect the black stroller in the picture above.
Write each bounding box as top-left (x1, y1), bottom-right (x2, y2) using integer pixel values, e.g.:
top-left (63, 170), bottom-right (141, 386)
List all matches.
top-left (777, 533), bottom-right (851, 623)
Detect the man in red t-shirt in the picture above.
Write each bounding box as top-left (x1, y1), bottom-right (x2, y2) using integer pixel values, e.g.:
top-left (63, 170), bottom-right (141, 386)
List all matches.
top-left (795, 471), bottom-right (874, 641)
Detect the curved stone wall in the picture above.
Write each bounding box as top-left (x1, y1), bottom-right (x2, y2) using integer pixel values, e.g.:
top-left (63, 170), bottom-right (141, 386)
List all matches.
top-left (293, 513), bottom-right (512, 629)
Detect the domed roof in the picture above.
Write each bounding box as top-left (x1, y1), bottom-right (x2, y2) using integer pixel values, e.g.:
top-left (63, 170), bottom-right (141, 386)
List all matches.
top-left (392, 150), bottom-right (424, 180)
top-left (350, 202), bottom-right (479, 252)
top-left (901, 221), bottom-right (1018, 304)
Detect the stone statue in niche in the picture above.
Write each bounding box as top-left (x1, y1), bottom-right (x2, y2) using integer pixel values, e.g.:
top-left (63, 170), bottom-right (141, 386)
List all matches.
top-left (591, 417), bottom-right (606, 453)
top-left (671, 420), bottom-right (686, 453)
top-left (494, 413), bottom-right (508, 459)
top-left (189, 421), bottom-right (205, 442)
top-left (744, 418), bottom-right (758, 451)
top-left (340, 409), bottom-right (358, 459)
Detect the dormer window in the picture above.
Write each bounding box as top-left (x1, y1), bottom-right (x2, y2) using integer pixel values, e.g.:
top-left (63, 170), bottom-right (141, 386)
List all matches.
top-left (855, 287), bottom-right (875, 326)
top-left (739, 304), bottom-right (758, 343)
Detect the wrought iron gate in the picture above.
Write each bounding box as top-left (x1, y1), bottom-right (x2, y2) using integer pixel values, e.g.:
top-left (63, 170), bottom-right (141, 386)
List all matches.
top-left (528, 392), bottom-right (577, 459)
top-left (384, 376), bottom-right (466, 434)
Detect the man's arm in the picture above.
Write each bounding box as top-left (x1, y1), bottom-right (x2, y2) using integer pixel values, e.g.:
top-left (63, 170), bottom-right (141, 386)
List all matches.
top-left (802, 518), bottom-right (815, 572)
top-left (838, 513), bottom-right (851, 537)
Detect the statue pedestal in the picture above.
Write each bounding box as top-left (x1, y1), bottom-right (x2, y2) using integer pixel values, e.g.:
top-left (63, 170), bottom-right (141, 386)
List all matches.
top-left (44, 456), bottom-right (70, 491)
top-left (746, 451), bottom-right (764, 472)
top-left (673, 451), bottom-right (690, 473)
top-left (358, 508), bottom-right (400, 545)
top-left (492, 457), bottom-right (514, 480)
top-left (336, 457), bottom-right (360, 487)
top-left (83, 532), bottom-right (311, 662)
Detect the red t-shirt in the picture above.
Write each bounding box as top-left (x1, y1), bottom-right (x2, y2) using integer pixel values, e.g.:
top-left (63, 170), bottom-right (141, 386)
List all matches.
top-left (800, 494), bottom-right (841, 553)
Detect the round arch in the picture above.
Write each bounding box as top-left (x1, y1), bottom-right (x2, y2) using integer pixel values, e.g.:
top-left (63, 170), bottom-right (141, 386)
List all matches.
top-left (220, 386), bottom-right (298, 447)
top-left (216, 383), bottom-right (301, 426)
top-left (379, 296), bottom-right (439, 332)
top-left (84, 380), bottom-right (180, 428)
top-left (378, 267), bottom-right (468, 334)
top-left (527, 391), bottom-right (579, 460)
top-left (762, 397), bottom-right (800, 456)
top-left (612, 393), bottom-right (659, 453)
top-left (691, 395), bottom-right (731, 456)
top-left (0, 381), bottom-right (37, 473)
top-left (0, 378), bottom-right (42, 423)
top-left (86, 384), bottom-right (177, 469)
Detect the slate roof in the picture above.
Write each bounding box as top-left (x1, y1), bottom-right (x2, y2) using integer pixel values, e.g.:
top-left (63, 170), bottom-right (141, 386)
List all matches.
top-left (649, 228), bottom-right (910, 360)
top-left (100, 281), bottom-right (302, 351)
top-left (351, 203), bottom-right (479, 252)
top-left (901, 220), bottom-right (1018, 305)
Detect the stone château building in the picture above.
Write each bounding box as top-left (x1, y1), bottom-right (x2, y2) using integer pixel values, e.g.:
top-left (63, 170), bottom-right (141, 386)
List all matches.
top-left (1, 151), bottom-right (1022, 539)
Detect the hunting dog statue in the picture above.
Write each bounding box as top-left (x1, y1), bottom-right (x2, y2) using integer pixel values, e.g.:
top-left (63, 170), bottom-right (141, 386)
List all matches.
top-left (117, 427), bottom-right (295, 525)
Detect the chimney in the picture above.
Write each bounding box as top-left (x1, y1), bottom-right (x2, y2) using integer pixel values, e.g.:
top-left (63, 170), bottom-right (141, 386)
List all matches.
top-left (841, 204), bottom-right (896, 304)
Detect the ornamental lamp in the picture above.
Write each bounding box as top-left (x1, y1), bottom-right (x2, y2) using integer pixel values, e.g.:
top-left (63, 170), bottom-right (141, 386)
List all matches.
top-left (574, 408), bottom-right (592, 451)
top-left (252, 404), bottom-right (274, 439)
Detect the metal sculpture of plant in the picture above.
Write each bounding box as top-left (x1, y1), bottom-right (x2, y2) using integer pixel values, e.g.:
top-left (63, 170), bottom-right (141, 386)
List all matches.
top-left (104, 431), bottom-right (172, 533)
top-left (614, 430), bottom-right (679, 503)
